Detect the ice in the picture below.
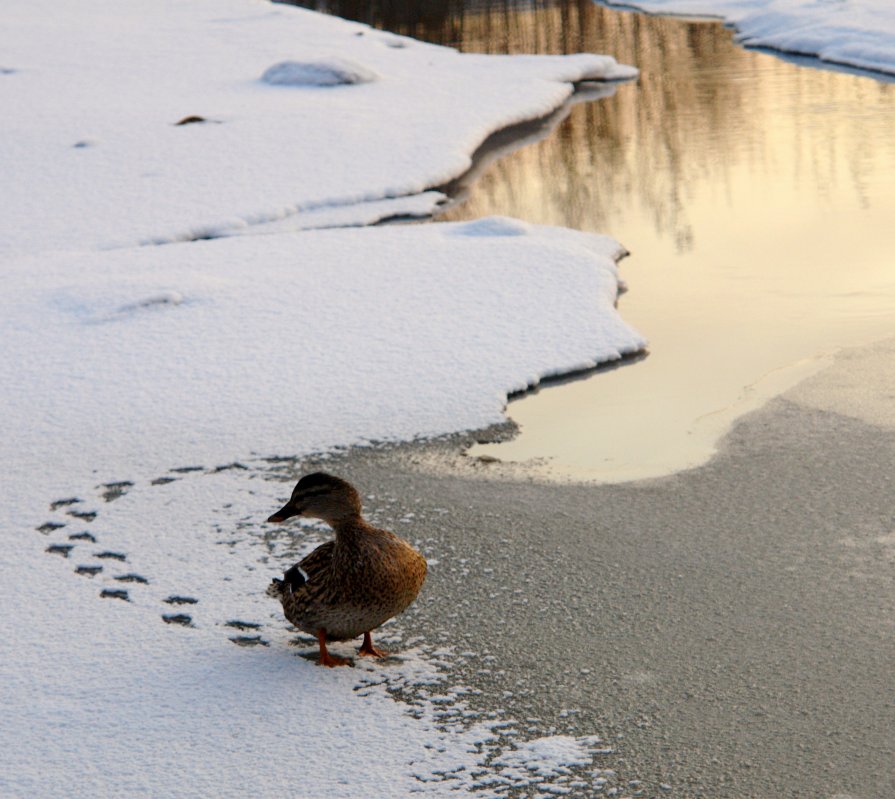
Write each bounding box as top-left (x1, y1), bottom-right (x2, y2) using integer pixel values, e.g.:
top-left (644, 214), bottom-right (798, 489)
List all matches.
top-left (602, 0), bottom-right (895, 76)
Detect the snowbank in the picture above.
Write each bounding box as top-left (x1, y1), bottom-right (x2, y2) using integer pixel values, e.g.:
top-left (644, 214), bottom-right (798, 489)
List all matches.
top-left (601, 0), bottom-right (895, 76)
top-left (3, 219), bottom-right (642, 497)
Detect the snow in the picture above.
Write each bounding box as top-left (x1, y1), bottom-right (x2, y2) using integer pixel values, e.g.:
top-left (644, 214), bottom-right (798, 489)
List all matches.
top-left (1, 0), bottom-right (643, 795)
top-left (3, 220), bottom-right (641, 489)
top-left (261, 57), bottom-right (380, 86)
top-left (601, 0), bottom-right (895, 76)
top-left (494, 735), bottom-right (604, 778)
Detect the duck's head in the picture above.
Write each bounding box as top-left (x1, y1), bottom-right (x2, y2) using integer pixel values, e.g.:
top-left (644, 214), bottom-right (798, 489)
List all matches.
top-left (266, 472), bottom-right (362, 525)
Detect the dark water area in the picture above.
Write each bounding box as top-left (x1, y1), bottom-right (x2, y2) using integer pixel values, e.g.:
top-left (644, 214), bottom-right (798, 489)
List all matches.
top-left (289, 0), bottom-right (895, 482)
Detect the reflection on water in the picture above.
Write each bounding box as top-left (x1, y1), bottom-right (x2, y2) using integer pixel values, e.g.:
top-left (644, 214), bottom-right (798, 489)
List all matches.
top-left (291, 0), bottom-right (895, 481)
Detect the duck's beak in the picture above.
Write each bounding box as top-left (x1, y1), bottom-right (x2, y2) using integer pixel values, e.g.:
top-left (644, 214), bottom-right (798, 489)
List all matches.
top-left (267, 502), bottom-right (298, 524)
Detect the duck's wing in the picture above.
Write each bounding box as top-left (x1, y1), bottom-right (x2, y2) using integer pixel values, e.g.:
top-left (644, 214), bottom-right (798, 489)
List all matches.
top-left (286, 540), bottom-right (335, 588)
top-left (279, 541), bottom-right (337, 626)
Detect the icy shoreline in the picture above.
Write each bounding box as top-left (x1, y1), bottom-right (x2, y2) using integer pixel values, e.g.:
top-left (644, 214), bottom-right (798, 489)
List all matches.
top-left (600, 0), bottom-right (895, 77)
top-left (5, 0), bottom-right (891, 792)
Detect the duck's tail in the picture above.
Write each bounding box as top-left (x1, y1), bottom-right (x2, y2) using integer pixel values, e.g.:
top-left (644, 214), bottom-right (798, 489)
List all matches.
top-left (265, 577), bottom-right (285, 600)
top-left (266, 563), bottom-right (308, 600)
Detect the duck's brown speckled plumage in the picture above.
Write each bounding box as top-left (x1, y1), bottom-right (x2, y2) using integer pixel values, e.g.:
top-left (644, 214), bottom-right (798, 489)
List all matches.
top-left (266, 473), bottom-right (427, 665)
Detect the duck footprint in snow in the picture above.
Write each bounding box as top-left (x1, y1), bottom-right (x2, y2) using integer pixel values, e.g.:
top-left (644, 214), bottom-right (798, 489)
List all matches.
top-left (76, 565), bottom-right (103, 577)
top-left (100, 481), bottom-right (133, 502)
top-left (164, 595), bottom-right (198, 605)
top-left (50, 497), bottom-right (81, 510)
top-left (38, 466), bottom-right (279, 642)
top-left (163, 613), bottom-right (194, 627)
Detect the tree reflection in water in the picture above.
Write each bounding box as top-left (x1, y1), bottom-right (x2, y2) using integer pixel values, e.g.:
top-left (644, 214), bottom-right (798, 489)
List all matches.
top-left (285, 0), bottom-right (893, 256)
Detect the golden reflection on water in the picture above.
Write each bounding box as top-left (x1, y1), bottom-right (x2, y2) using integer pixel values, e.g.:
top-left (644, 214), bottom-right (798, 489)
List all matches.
top-left (295, 1), bottom-right (895, 481)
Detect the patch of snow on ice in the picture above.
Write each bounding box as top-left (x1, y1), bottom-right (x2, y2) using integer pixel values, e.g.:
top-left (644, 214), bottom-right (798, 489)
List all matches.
top-left (494, 734), bottom-right (605, 779)
top-left (261, 57), bottom-right (378, 86)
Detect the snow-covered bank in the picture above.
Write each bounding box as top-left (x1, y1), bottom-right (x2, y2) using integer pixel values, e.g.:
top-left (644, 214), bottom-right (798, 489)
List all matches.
top-left (1, 0), bottom-right (644, 793)
top-left (4, 219), bottom-right (642, 501)
top-left (0, 0), bottom-right (634, 256)
top-left (601, 0), bottom-right (895, 76)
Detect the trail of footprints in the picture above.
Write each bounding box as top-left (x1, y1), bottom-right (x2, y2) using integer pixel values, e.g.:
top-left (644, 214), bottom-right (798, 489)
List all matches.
top-left (37, 467), bottom-right (270, 647)
top-left (39, 469), bottom-right (632, 793)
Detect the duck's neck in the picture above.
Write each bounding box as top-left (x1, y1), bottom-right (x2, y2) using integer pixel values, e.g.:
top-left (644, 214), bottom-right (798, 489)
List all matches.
top-left (329, 514), bottom-right (369, 539)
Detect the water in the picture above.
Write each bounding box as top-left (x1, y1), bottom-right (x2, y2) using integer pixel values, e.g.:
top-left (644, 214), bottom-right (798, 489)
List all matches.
top-left (290, 0), bottom-right (895, 482)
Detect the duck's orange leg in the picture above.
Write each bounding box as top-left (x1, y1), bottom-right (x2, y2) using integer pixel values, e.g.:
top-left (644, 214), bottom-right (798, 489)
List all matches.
top-left (317, 628), bottom-right (350, 667)
top-left (358, 631), bottom-right (388, 658)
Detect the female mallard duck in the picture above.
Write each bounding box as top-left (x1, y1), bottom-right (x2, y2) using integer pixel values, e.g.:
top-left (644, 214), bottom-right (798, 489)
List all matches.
top-left (265, 472), bottom-right (427, 667)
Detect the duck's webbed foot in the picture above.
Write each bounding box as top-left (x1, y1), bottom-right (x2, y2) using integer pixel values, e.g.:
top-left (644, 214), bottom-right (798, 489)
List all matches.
top-left (357, 631), bottom-right (388, 659)
top-left (317, 628), bottom-right (351, 667)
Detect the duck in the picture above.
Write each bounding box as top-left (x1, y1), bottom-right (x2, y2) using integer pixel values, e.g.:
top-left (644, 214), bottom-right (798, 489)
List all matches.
top-left (265, 472), bottom-right (427, 667)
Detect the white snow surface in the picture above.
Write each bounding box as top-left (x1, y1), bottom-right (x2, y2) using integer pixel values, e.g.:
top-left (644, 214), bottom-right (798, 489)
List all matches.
top-left (1, 0), bottom-right (644, 795)
top-left (602, 0), bottom-right (895, 76)
top-left (261, 57), bottom-right (380, 86)
top-left (4, 219), bottom-right (641, 490)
